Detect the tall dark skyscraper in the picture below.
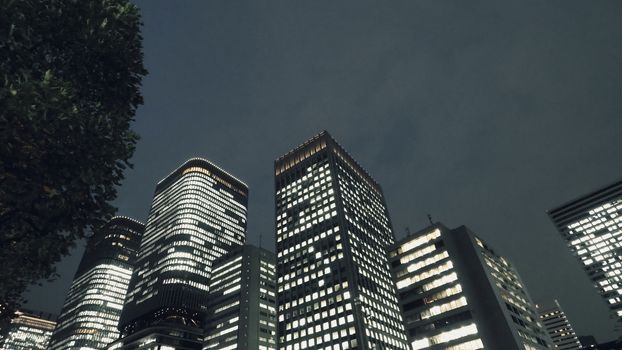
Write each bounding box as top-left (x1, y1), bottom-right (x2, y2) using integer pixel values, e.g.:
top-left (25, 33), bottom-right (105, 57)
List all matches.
top-left (203, 244), bottom-right (277, 350)
top-left (548, 180), bottom-right (622, 324)
top-left (274, 131), bottom-right (409, 350)
top-left (47, 216), bottom-right (144, 350)
top-left (388, 223), bottom-right (551, 350)
top-left (114, 158), bottom-right (248, 349)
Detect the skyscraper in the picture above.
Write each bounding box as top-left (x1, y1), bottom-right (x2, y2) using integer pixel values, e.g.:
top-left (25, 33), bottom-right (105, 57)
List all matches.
top-left (47, 216), bottom-right (144, 350)
top-left (115, 158), bottom-right (248, 349)
top-left (548, 180), bottom-right (622, 323)
top-left (538, 300), bottom-right (582, 350)
top-left (274, 131), bottom-right (409, 350)
top-left (203, 244), bottom-right (277, 350)
top-left (0, 309), bottom-right (56, 350)
top-left (388, 223), bottom-right (551, 350)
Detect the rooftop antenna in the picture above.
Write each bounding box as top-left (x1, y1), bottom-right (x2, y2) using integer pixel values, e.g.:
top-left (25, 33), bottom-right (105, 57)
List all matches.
top-left (427, 213), bottom-right (434, 226)
top-left (259, 232), bottom-right (262, 249)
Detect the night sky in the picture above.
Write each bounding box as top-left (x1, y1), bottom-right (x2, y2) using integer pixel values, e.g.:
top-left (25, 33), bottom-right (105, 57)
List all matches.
top-left (25, 0), bottom-right (622, 342)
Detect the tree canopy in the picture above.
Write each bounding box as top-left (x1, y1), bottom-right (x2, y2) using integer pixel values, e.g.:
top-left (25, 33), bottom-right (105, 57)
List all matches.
top-left (0, 0), bottom-right (147, 323)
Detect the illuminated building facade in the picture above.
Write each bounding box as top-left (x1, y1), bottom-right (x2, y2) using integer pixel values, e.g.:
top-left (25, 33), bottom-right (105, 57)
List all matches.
top-left (0, 309), bottom-right (56, 350)
top-left (389, 223), bottom-right (551, 350)
top-left (538, 300), bottom-right (582, 350)
top-left (47, 216), bottom-right (144, 350)
top-left (115, 158), bottom-right (248, 349)
top-left (275, 131), bottom-right (409, 350)
top-left (203, 244), bottom-right (277, 350)
top-left (548, 180), bottom-right (622, 323)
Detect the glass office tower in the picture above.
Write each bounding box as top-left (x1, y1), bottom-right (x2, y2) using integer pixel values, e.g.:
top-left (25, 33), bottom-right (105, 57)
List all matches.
top-left (115, 158), bottom-right (248, 349)
top-left (389, 223), bottom-right (551, 350)
top-left (47, 216), bottom-right (144, 349)
top-left (275, 131), bottom-right (408, 350)
top-left (0, 309), bottom-right (56, 350)
top-left (548, 179), bottom-right (622, 323)
top-left (538, 300), bottom-right (582, 350)
top-left (203, 244), bottom-right (277, 350)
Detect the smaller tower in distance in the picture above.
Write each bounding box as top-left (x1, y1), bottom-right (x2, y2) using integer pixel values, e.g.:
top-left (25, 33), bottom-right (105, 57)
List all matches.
top-left (0, 309), bottom-right (57, 350)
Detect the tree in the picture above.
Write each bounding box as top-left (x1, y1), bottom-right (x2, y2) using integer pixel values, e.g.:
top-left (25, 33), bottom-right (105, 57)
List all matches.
top-left (0, 0), bottom-right (147, 323)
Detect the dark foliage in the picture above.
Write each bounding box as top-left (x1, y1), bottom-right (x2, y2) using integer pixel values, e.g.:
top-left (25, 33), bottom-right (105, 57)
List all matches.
top-left (0, 0), bottom-right (147, 322)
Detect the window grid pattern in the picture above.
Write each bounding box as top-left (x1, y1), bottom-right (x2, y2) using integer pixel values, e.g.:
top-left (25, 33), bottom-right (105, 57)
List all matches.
top-left (566, 201), bottom-right (622, 315)
top-left (335, 153), bottom-right (408, 349)
top-left (119, 159), bottom-right (248, 335)
top-left (549, 181), bottom-right (622, 322)
top-left (47, 217), bottom-right (143, 350)
top-left (390, 230), bottom-right (478, 350)
top-left (275, 132), bottom-right (408, 350)
top-left (0, 312), bottom-right (56, 350)
top-left (204, 246), bottom-right (277, 350)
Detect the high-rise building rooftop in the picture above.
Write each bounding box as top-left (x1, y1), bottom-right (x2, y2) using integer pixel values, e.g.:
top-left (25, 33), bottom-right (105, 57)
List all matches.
top-left (275, 131), bottom-right (409, 350)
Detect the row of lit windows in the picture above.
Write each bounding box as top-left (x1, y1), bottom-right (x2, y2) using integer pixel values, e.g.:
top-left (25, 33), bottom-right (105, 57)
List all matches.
top-left (411, 323), bottom-right (479, 350)
top-left (279, 202), bottom-right (338, 241)
top-left (153, 176), bottom-right (246, 215)
top-left (397, 260), bottom-right (454, 290)
top-left (277, 170), bottom-right (331, 208)
top-left (277, 172), bottom-right (331, 207)
top-left (280, 284), bottom-right (350, 322)
top-left (276, 148), bottom-right (406, 349)
top-left (357, 287), bottom-right (407, 341)
top-left (336, 159), bottom-right (407, 348)
top-left (2, 325), bottom-right (54, 350)
top-left (394, 229), bottom-right (442, 256)
top-left (275, 139), bottom-right (327, 176)
top-left (278, 226), bottom-right (340, 262)
top-left (419, 296), bottom-right (468, 321)
top-left (276, 162), bottom-right (330, 198)
top-left (396, 243), bottom-right (438, 265)
top-left (125, 170), bottom-right (247, 311)
top-left (333, 148), bottom-right (383, 198)
top-left (281, 324), bottom-right (356, 349)
top-left (161, 278), bottom-right (209, 291)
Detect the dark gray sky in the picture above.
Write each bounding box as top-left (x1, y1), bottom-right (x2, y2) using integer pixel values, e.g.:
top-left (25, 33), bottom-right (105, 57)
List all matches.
top-left (26, 0), bottom-right (622, 342)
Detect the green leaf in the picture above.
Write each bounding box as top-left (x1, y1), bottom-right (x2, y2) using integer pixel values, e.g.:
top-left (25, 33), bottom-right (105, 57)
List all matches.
top-left (0, 0), bottom-right (147, 323)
